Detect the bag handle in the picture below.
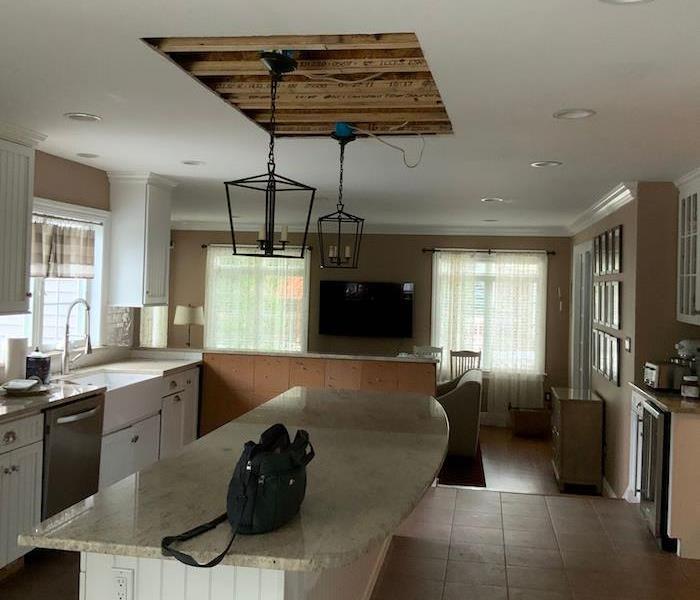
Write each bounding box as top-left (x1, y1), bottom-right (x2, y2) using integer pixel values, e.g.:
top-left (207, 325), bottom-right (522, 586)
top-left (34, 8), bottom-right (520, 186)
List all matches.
top-left (161, 443), bottom-right (255, 568)
top-left (291, 429), bottom-right (315, 466)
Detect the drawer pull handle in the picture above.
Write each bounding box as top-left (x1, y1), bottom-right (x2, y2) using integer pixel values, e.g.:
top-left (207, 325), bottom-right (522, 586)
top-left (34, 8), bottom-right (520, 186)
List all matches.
top-left (174, 395), bottom-right (182, 403)
top-left (2, 431), bottom-right (17, 445)
top-left (169, 381), bottom-right (177, 388)
top-left (2, 468), bottom-right (10, 475)
top-left (11, 465), bottom-right (19, 472)
top-left (131, 435), bottom-right (140, 444)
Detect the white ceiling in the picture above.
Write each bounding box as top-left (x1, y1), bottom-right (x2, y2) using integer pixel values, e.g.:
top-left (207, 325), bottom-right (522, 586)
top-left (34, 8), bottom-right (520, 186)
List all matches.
top-left (1, 0), bottom-right (699, 235)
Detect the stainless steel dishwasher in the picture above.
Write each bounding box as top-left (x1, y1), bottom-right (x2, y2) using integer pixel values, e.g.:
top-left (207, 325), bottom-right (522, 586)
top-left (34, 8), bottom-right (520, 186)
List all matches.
top-left (42, 394), bottom-right (104, 519)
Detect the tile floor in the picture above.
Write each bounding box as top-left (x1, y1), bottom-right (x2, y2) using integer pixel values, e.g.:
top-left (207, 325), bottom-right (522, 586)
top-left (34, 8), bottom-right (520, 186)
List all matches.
top-left (372, 487), bottom-right (700, 600)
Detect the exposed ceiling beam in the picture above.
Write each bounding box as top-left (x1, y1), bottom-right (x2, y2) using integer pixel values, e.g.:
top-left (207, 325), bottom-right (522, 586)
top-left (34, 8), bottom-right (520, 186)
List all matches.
top-left (253, 109), bottom-right (449, 124)
top-left (212, 79), bottom-right (439, 94)
top-left (185, 57), bottom-right (429, 76)
top-left (274, 122), bottom-right (453, 135)
top-left (148, 33), bottom-right (420, 53)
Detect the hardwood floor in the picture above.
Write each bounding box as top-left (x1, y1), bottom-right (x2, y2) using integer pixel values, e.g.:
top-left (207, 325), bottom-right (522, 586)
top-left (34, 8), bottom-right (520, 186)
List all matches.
top-left (479, 426), bottom-right (561, 495)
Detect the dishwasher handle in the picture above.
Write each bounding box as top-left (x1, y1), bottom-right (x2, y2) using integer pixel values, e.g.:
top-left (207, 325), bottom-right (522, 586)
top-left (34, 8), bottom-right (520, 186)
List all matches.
top-left (55, 407), bottom-right (99, 425)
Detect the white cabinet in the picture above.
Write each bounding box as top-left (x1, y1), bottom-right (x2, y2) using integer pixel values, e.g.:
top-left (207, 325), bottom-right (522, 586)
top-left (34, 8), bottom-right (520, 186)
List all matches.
top-left (677, 170), bottom-right (700, 324)
top-left (99, 414), bottom-right (160, 490)
top-left (108, 173), bottom-right (176, 307)
top-left (0, 139), bottom-right (34, 315)
top-left (159, 368), bottom-right (199, 459)
top-left (0, 414), bottom-right (43, 569)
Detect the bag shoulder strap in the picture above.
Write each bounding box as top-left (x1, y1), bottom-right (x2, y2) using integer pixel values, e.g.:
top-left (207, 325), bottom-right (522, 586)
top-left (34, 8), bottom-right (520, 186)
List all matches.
top-left (161, 442), bottom-right (256, 568)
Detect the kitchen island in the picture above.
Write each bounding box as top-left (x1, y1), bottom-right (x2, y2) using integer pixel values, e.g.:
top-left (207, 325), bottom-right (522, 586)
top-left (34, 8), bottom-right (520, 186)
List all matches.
top-left (20, 386), bottom-right (448, 600)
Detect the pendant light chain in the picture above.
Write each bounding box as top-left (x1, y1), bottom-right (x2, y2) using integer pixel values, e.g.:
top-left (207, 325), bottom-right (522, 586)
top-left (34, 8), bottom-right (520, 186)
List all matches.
top-left (267, 74), bottom-right (279, 175)
top-left (337, 141), bottom-right (346, 211)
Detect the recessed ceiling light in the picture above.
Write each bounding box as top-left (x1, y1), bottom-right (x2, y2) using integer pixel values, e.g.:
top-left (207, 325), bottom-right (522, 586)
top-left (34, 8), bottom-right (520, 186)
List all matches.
top-left (531, 160), bottom-right (563, 168)
top-left (553, 108), bottom-right (597, 120)
top-left (182, 160), bottom-right (205, 166)
top-left (599, 0), bottom-right (654, 4)
top-left (481, 197), bottom-right (504, 203)
top-left (76, 152), bottom-right (99, 159)
top-left (64, 112), bottom-right (102, 122)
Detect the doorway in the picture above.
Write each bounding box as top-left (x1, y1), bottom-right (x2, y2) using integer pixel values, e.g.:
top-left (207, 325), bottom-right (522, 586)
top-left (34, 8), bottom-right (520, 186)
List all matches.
top-left (571, 240), bottom-right (594, 390)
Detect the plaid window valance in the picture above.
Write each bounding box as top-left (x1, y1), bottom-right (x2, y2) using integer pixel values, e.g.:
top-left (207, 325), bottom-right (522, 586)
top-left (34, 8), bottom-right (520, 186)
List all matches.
top-left (31, 218), bottom-right (95, 279)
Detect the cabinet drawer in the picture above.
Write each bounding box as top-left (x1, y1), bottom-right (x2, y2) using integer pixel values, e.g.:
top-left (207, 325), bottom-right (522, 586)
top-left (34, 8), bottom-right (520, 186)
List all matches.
top-left (0, 414), bottom-right (43, 455)
top-left (162, 372), bottom-right (187, 397)
top-left (161, 368), bottom-right (198, 398)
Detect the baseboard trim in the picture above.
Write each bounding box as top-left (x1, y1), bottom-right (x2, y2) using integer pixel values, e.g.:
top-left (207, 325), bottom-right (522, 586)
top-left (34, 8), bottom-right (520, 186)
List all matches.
top-left (602, 478), bottom-right (617, 499)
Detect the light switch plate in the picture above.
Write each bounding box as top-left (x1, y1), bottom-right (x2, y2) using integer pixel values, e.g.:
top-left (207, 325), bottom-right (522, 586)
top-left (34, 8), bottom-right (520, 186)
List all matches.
top-left (624, 337), bottom-right (632, 353)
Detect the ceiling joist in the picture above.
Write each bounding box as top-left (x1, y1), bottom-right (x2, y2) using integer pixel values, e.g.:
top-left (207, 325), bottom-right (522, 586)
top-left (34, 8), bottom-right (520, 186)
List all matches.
top-left (144, 32), bottom-right (452, 137)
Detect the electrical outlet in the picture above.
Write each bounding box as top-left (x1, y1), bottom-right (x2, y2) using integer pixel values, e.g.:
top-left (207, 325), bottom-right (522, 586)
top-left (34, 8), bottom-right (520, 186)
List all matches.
top-left (112, 568), bottom-right (134, 600)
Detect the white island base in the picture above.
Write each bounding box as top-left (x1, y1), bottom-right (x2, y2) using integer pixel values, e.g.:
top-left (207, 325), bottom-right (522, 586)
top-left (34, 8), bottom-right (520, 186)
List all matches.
top-left (80, 539), bottom-right (389, 600)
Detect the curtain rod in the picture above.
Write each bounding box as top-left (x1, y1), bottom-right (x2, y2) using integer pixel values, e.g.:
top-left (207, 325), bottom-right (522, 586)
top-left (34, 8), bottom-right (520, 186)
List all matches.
top-left (422, 247), bottom-right (556, 256)
top-left (33, 212), bottom-right (103, 227)
top-left (201, 243), bottom-right (313, 251)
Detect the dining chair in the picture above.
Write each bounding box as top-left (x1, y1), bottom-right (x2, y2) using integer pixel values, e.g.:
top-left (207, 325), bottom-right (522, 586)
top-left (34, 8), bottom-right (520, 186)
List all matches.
top-left (450, 350), bottom-right (482, 379)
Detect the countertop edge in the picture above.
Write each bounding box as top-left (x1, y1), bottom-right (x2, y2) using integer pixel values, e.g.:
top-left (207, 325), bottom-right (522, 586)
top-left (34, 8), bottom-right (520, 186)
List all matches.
top-left (202, 349), bottom-right (438, 364)
top-left (0, 385), bottom-right (107, 425)
top-left (629, 381), bottom-right (700, 415)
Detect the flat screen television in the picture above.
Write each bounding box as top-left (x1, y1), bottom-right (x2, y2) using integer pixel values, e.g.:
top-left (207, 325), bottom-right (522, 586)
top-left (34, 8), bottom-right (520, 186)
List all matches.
top-left (319, 281), bottom-right (414, 338)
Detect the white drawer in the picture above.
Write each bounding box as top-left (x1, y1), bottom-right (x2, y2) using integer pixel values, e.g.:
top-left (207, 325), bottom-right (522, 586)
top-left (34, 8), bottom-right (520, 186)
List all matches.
top-left (161, 368), bottom-right (198, 398)
top-left (0, 414), bottom-right (44, 455)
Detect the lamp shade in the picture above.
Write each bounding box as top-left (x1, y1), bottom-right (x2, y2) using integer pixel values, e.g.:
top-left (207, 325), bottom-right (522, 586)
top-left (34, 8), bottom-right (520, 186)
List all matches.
top-left (173, 305), bottom-right (204, 326)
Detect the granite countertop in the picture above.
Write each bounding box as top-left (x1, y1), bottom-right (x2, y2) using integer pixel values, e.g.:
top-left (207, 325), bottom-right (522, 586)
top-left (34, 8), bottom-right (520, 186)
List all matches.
top-left (0, 382), bottom-right (107, 424)
top-left (203, 348), bottom-right (438, 364)
top-left (629, 382), bottom-right (700, 415)
top-left (21, 386), bottom-right (448, 571)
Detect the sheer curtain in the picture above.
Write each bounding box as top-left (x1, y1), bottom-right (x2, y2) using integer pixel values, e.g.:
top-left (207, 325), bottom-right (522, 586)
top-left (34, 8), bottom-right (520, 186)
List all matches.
top-left (431, 250), bottom-right (548, 425)
top-left (204, 246), bottom-right (310, 352)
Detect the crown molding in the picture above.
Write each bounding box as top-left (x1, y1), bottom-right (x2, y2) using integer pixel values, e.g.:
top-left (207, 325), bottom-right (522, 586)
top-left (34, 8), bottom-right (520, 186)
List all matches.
top-left (107, 171), bottom-right (178, 189)
top-left (33, 197), bottom-right (110, 221)
top-left (0, 121), bottom-right (47, 148)
top-left (568, 182), bottom-right (637, 235)
top-left (171, 219), bottom-right (570, 237)
top-left (676, 166), bottom-right (700, 189)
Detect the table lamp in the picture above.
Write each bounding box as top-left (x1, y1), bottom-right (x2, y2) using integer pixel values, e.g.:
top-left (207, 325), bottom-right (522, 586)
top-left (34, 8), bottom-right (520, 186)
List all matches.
top-left (173, 305), bottom-right (204, 347)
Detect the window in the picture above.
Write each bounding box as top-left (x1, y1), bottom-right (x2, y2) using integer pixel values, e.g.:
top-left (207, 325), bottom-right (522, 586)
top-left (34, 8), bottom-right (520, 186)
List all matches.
top-left (204, 246), bottom-right (310, 351)
top-left (431, 250), bottom-right (548, 418)
top-left (140, 306), bottom-right (169, 348)
top-left (0, 200), bottom-right (107, 360)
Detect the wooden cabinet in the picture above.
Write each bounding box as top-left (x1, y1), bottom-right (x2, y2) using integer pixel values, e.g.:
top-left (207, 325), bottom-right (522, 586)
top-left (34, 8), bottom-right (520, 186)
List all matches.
top-left (108, 173), bottom-right (176, 307)
top-left (678, 170), bottom-right (700, 324)
top-left (551, 387), bottom-right (603, 493)
top-left (200, 353), bottom-right (437, 434)
top-left (0, 415), bottom-right (43, 569)
top-left (99, 414), bottom-right (160, 490)
top-left (0, 138), bottom-right (34, 315)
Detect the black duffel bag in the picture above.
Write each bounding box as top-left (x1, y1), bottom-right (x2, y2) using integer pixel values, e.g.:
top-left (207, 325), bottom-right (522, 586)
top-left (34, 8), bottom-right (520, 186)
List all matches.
top-left (161, 423), bottom-right (315, 568)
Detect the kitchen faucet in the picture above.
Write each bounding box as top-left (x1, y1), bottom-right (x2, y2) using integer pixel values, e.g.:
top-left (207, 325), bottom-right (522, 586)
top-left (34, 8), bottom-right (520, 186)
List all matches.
top-left (62, 299), bottom-right (92, 375)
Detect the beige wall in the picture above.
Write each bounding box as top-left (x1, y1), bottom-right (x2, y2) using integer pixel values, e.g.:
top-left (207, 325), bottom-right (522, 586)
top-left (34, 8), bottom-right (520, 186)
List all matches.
top-left (574, 201), bottom-right (638, 498)
top-left (168, 230), bottom-right (572, 389)
top-left (573, 182), bottom-right (700, 498)
top-left (34, 151), bottom-right (109, 210)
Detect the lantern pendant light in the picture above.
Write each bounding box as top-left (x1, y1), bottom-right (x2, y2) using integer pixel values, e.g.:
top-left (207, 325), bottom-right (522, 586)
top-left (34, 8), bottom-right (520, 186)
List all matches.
top-left (317, 123), bottom-right (365, 268)
top-left (224, 51), bottom-right (316, 259)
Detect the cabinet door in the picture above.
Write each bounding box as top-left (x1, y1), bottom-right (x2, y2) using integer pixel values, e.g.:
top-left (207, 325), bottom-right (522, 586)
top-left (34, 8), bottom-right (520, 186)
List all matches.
top-left (6, 441), bottom-right (42, 563)
top-left (678, 180), bottom-right (700, 324)
top-left (183, 369), bottom-right (199, 446)
top-left (0, 453), bottom-right (11, 567)
top-left (0, 140), bottom-right (33, 315)
top-left (132, 414), bottom-right (161, 472)
top-left (160, 394), bottom-right (185, 459)
top-left (143, 183), bottom-right (171, 306)
top-left (99, 426), bottom-right (136, 490)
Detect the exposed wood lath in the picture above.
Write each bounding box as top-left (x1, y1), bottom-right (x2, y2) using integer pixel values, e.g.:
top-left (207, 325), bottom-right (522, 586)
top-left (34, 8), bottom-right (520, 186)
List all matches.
top-left (143, 33), bottom-right (452, 137)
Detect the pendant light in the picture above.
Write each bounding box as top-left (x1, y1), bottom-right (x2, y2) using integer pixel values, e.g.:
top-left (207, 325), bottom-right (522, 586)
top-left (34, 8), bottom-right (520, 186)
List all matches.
top-left (317, 123), bottom-right (365, 268)
top-left (224, 51), bottom-right (316, 259)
